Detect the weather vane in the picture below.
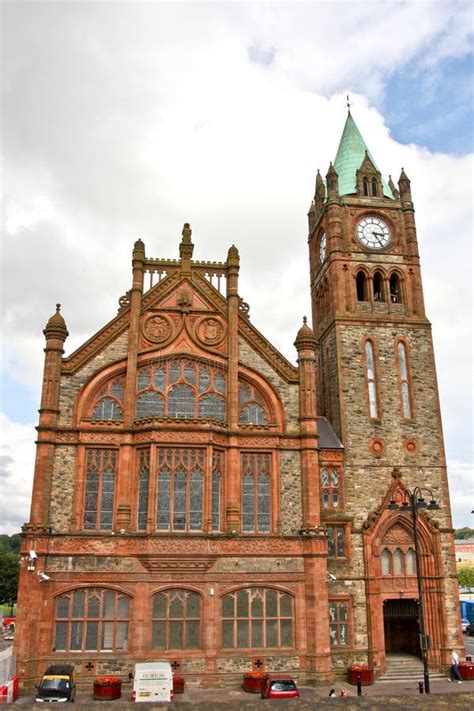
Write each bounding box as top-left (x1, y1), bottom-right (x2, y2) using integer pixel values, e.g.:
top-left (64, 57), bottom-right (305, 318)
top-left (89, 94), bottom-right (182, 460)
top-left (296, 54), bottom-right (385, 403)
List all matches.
top-left (346, 94), bottom-right (352, 111)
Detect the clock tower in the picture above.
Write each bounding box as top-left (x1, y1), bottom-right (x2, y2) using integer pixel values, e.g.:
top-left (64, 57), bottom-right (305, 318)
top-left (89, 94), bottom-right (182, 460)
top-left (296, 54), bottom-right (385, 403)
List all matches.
top-left (307, 110), bottom-right (460, 673)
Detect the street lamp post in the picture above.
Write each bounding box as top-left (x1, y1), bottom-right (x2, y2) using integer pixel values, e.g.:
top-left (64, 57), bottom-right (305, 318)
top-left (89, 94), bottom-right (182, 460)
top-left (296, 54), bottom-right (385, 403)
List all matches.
top-left (388, 487), bottom-right (440, 694)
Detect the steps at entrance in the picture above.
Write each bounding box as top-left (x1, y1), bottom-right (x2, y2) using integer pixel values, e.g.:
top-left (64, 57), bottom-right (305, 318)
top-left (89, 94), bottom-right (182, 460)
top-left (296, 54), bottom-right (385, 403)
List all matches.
top-left (378, 654), bottom-right (445, 682)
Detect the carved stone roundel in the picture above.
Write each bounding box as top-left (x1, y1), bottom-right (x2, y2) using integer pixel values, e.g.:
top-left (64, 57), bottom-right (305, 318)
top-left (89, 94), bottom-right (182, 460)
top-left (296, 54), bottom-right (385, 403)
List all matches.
top-left (143, 314), bottom-right (174, 344)
top-left (195, 316), bottom-right (226, 346)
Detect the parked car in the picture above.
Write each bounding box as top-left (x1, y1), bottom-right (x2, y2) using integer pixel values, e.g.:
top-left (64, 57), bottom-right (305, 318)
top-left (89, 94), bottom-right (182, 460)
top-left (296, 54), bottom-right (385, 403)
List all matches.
top-left (461, 618), bottom-right (470, 633)
top-left (260, 675), bottom-right (300, 699)
top-left (467, 622), bottom-right (474, 637)
top-left (35, 665), bottom-right (76, 703)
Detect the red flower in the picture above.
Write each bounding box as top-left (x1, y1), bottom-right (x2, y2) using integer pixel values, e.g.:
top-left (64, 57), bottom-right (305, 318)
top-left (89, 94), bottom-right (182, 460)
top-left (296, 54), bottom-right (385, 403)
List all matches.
top-left (95, 676), bottom-right (120, 685)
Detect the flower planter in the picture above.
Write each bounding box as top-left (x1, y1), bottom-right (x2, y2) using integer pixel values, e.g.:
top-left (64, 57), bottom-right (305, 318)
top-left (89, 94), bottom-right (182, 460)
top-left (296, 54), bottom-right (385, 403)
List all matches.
top-left (173, 677), bottom-right (185, 694)
top-left (459, 662), bottom-right (474, 681)
top-left (347, 667), bottom-right (373, 686)
top-left (93, 677), bottom-right (122, 700)
top-left (243, 673), bottom-right (268, 693)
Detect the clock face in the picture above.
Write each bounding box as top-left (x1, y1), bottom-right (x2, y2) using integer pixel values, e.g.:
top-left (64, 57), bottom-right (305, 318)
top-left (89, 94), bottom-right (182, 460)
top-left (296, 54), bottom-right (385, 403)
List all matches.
top-left (319, 232), bottom-right (327, 263)
top-left (356, 216), bottom-right (391, 250)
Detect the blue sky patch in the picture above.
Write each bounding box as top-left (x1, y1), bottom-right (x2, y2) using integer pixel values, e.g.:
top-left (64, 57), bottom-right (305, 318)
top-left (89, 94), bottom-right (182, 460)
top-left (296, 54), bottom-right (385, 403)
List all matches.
top-left (0, 372), bottom-right (38, 424)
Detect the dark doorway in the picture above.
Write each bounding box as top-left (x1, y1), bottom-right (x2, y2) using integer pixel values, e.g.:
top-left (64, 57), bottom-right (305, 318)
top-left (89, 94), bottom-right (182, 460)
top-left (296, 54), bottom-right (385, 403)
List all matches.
top-left (383, 599), bottom-right (420, 657)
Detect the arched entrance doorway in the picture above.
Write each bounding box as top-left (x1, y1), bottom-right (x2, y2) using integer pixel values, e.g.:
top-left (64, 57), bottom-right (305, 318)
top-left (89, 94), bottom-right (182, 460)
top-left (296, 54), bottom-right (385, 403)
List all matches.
top-left (383, 599), bottom-right (420, 656)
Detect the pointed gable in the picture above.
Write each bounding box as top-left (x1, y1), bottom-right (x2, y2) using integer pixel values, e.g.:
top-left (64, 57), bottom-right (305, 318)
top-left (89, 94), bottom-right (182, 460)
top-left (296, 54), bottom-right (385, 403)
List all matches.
top-left (334, 112), bottom-right (392, 198)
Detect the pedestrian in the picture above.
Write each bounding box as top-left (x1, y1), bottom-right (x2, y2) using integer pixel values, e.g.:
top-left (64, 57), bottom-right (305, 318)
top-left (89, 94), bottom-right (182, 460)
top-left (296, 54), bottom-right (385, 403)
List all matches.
top-left (339, 688), bottom-right (348, 697)
top-left (449, 649), bottom-right (463, 683)
top-left (328, 688), bottom-right (336, 697)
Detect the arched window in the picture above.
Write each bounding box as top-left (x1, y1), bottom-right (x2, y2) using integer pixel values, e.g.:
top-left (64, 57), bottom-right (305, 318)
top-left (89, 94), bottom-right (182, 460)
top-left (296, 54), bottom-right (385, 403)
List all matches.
top-left (393, 548), bottom-right (404, 575)
top-left (238, 384), bottom-right (269, 426)
top-left (381, 549), bottom-right (391, 575)
top-left (390, 273), bottom-right (402, 303)
top-left (406, 548), bottom-right (416, 575)
top-left (329, 600), bottom-right (349, 646)
top-left (241, 453), bottom-right (271, 532)
top-left (321, 468), bottom-right (342, 508)
top-left (221, 588), bottom-right (294, 649)
top-left (363, 177), bottom-right (369, 196)
top-left (156, 448), bottom-right (205, 531)
top-left (356, 271), bottom-right (367, 302)
top-left (90, 379), bottom-right (124, 421)
top-left (373, 271), bottom-right (384, 301)
top-left (135, 359), bottom-right (226, 422)
top-left (152, 589), bottom-right (201, 650)
top-left (371, 177), bottom-right (378, 196)
top-left (397, 341), bottom-right (413, 419)
top-left (365, 340), bottom-right (379, 418)
top-left (53, 588), bottom-right (130, 652)
top-left (83, 449), bottom-right (117, 531)
top-left (137, 450), bottom-right (150, 531)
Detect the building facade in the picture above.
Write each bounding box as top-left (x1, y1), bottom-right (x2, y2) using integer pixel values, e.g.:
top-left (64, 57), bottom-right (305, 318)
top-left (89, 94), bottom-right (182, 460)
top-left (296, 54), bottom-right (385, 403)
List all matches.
top-left (15, 112), bottom-right (463, 687)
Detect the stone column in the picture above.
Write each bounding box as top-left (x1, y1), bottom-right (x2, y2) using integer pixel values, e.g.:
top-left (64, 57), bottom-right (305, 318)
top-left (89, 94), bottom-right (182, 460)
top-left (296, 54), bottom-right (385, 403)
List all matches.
top-left (225, 245), bottom-right (240, 532)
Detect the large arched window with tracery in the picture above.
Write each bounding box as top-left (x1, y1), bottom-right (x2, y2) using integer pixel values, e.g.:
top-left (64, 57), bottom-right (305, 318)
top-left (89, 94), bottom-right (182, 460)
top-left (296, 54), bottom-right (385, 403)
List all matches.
top-left (53, 588), bottom-right (130, 652)
top-left (238, 383), bottom-right (269, 426)
top-left (241, 452), bottom-right (271, 532)
top-left (91, 378), bottom-right (125, 421)
top-left (152, 589), bottom-right (201, 650)
top-left (135, 359), bottom-right (226, 421)
top-left (156, 448), bottom-right (205, 531)
top-left (221, 588), bottom-right (294, 649)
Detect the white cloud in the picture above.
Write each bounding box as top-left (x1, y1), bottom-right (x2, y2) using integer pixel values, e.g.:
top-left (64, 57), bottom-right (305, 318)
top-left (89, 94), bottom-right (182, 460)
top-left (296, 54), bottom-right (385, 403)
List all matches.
top-left (0, 415), bottom-right (36, 535)
top-left (1, 1), bottom-right (472, 531)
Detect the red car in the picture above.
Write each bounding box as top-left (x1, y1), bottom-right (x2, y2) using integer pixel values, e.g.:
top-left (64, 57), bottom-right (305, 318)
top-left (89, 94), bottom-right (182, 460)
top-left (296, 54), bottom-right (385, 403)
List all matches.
top-left (261, 675), bottom-right (300, 699)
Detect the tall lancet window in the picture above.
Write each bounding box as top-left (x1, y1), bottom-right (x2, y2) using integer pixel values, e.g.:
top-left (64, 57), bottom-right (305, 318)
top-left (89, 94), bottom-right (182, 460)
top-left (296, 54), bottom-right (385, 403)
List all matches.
top-left (365, 340), bottom-right (379, 419)
top-left (397, 341), bottom-right (413, 419)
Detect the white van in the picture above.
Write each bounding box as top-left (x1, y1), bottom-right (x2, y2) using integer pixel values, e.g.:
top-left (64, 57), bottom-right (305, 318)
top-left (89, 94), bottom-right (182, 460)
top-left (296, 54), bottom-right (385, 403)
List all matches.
top-left (132, 662), bottom-right (173, 703)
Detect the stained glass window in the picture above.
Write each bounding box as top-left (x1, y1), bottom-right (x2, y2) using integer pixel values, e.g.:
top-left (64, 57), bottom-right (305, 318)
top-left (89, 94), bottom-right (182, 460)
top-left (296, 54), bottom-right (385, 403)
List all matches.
top-left (238, 384), bottom-right (270, 425)
top-left (137, 450), bottom-right (150, 531)
top-left (91, 378), bottom-right (125, 421)
top-left (54, 588), bottom-right (130, 652)
top-left (156, 448), bottom-right (205, 532)
top-left (398, 342), bottom-right (412, 419)
top-left (329, 601), bottom-right (349, 646)
top-left (221, 588), bottom-right (293, 649)
top-left (241, 453), bottom-right (271, 532)
top-left (212, 451), bottom-right (223, 532)
top-left (365, 340), bottom-right (379, 418)
top-left (135, 359), bottom-right (226, 422)
top-left (152, 589), bottom-right (201, 650)
top-left (83, 449), bottom-right (117, 531)
top-left (381, 549), bottom-right (391, 575)
top-left (406, 548), bottom-right (416, 575)
top-left (321, 468), bottom-right (342, 508)
top-left (393, 548), bottom-right (404, 575)
top-left (327, 525), bottom-right (345, 557)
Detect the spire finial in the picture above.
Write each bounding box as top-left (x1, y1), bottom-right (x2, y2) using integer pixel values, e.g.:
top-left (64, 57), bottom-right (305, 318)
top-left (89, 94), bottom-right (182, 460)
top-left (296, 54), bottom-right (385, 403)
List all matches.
top-left (346, 94), bottom-right (352, 113)
top-left (303, 316), bottom-right (307, 325)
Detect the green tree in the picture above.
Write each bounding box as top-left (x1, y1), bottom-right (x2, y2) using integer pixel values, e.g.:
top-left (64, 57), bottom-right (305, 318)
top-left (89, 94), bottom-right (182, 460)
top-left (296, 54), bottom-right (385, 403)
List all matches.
top-left (458, 565), bottom-right (474, 591)
top-left (454, 527), bottom-right (474, 540)
top-left (0, 534), bottom-right (21, 554)
top-left (0, 551), bottom-right (20, 614)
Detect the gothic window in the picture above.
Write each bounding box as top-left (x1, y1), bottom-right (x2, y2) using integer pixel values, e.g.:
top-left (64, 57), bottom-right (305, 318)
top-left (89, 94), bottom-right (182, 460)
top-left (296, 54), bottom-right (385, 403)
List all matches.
top-left (371, 177), bottom-right (378, 196)
top-left (321, 468), bottom-right (341, 508)
top-left (363, 177), bottom-right (369, 196)
top-left (328, 600), bottom-right (349, 646)
top-left (393, 548), bottom-right (404, 575)
top-left (137, 450), bottom-right (150, 531)
top-left (356, 271), bottom-right (367, 302)
top-left (238, 384), bottom-right (269, 426)
top-left (397, 341), bottom-right (413, 419)
top-left (381, 549), bottom-right (391, 575)
top-left (152, 589), bottom-right (201, 650)
top-left (364, 340), bottom-right (379, 419)
top-left (135, 359), bottom-right (226, 422)
top-left (373, 271), bottom-right (384, 301)
top-left (241, 453), bottom-right (271, 532)
top-left (327, 525), bottom-right (346, 558)
top-left (91, 378), bottom-right (125, 421)
top-left (83, 449), bottom-right (117, 531)
top-left (53, 588), bottom-right (130, 652)
top-left (221, 588), bottom-right (294, 649)
top-left (212, 450), bottom-right (224, 532)
top-left (390, 273), bottom-right (402, 303)
top-left (155, 448), bottom-right (205, 531)
top-left (406, 548), bottom-right (416, 575)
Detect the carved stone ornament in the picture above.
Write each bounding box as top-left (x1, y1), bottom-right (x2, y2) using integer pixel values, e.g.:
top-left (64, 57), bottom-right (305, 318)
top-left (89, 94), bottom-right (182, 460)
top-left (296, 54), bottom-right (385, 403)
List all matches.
top-left (382, 523), bottom-right (413, 545)
top-left (239, 297), bottom-right (250, 319)
top-left (195, 315), bottom-right (226, 346)
top-left (117, 289), bottom-right (131, 313)
top-left (142, 313), bottom-right (174, 344)
top-left (177, 290), bottom-right (192, 311)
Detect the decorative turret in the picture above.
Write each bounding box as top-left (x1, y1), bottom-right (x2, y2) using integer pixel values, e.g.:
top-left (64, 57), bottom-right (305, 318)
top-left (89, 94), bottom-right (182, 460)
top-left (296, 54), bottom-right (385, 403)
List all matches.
top-left (398, 168), bottom-right (413, 207)
top-left (326, 163), bottom-right (340, 201)
top-left (294, 316), bottom-right (317, 350)
top-left (133, 237), bottom-right (145, 260)
top-left (227, 244), bottom-right (240, 268)
top-left (43, 304), bottom-right (68, 340)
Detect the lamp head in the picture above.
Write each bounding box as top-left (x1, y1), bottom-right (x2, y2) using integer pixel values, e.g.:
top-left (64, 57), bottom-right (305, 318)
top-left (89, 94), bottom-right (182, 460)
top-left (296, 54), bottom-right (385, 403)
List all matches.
top-left (388, 500), bottom-right (399, 510)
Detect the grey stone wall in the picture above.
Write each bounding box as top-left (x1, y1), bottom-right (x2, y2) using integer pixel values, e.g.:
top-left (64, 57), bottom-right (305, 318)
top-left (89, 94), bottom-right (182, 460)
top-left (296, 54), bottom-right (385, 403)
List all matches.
top-left (49, 446), bottom-right (77, 531)
top-left (279, 451), bottom-right (303, 535)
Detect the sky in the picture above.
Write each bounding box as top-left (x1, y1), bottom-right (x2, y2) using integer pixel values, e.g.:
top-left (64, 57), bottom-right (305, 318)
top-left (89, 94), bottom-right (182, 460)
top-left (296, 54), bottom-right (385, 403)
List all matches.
top-left (0, 0), bottom-right (473, 535)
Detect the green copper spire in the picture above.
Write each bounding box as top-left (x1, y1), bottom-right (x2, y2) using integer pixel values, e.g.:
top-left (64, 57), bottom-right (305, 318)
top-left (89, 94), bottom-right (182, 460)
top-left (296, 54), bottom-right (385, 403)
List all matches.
top-left (334, 111), bottom-right (392, 198)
